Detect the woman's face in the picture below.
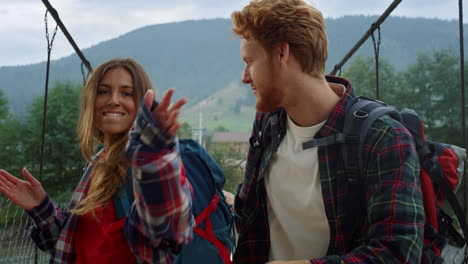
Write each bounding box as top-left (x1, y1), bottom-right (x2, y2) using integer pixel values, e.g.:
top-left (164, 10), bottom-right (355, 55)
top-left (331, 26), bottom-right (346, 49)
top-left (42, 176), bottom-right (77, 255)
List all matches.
top-left (94, 67), bottom-right (137, 145)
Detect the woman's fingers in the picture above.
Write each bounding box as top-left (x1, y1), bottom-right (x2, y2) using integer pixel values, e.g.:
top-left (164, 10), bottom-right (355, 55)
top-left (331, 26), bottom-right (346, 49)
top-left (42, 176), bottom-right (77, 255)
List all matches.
top-left (144, 89), bottom-right (155, 110)
top-left (157, 88), bottom-right (175, 113)
top-left (0, 172), bottom-right (16, 191)
top-left (0, 169), bottom-right (20, 185)
top-left (21, 168), bottom-right (40, 186)
top-left (0, 186), bottom-right (14, 202)
top-left (146, 89), bottom-right (186, 135)
top-left (166, 110), bottom-right (180, 126)
top-left (167, 123), bottom-right (181, 136)
top-left (168, 97), bottom-right (188, 113)
top-left (0, 175), bottom-right (12, 192)
top-left (0, 171), bottom-right (18, 201)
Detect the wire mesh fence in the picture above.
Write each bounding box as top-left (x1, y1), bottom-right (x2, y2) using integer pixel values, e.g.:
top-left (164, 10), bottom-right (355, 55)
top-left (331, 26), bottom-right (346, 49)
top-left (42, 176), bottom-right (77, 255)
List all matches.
top-left (0, 162), bottom-right (468, 264)
top-left (443, 243), bottom-right (467, 263)
top-left (0, 186), bottom-right (467, 263)
top-left (1, 199), bottom-right (49, 264)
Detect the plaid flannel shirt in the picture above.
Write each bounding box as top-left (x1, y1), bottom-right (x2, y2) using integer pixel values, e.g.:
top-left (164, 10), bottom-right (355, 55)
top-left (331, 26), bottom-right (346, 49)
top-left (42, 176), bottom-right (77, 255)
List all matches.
top-left (26, 99), bottom-right (194, 264)
top-left (233, 76), bottom-right (424, 264)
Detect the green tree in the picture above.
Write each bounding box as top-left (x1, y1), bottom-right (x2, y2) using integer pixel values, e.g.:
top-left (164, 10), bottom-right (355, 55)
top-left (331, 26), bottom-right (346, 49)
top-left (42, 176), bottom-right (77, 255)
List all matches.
top-left (341, 55), bottom-right (402, 104)
top-left (214, 125), bottom-right (229, 132)
top-left (22, 82), bottom-right (83, 200)
top-left (0, 90), bottom-right (9, 120)
top-left (206, 125), bottom-right (244, 193)
top-left (402, 49), bottom-right (461, 144)
top-left (209, 142), bottom-right (244, 194)
top-left (0, 91), bottom-right (26, 175)
top-left (341, 49), bottom-right (463, 146)
top-left (0, 116), bottom-right (26, 171)
top-left (178, 122), bottom-right (192, 139)
top-left (233, 100), bottom-right (242, 115)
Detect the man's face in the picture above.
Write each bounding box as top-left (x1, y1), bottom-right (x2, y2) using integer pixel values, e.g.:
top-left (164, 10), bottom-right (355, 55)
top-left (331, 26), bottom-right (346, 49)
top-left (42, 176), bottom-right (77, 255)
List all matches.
top-left (240, 38), bottom-right (284, 113)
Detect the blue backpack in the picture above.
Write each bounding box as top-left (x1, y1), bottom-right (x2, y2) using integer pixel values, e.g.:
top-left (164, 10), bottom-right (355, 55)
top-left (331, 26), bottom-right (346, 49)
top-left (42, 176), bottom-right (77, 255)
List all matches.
top-left (113, 139), bottom-right (235, 264)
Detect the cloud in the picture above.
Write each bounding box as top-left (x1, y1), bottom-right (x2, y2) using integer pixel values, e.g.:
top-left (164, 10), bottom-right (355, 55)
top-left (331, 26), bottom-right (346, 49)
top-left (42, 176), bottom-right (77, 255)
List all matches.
top-left (312, 0), bottom-right (464, 21)
top-left (0, 0), bottom-right (466, 67)
top-left (1, 0), bottom-right (255, 66)
top-left (395, 0), bottom-right (461, 21)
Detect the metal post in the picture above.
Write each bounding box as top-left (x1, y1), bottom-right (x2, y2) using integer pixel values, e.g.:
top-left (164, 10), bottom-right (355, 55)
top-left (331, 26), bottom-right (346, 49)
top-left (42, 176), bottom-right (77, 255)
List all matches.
top-left (458, 0), bottom-right (467, 244)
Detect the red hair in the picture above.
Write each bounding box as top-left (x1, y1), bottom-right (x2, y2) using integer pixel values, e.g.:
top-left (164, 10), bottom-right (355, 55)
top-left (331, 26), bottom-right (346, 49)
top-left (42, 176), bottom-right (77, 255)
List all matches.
top-left (232, 0), bottom-right (328, 77)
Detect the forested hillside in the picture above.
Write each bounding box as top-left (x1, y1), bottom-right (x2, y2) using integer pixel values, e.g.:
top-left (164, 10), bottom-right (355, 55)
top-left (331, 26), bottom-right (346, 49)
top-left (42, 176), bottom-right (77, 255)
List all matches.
top-left (1, 16), bottom-right (465, 116)
top-left (0, 16), bottom-right (466, 202)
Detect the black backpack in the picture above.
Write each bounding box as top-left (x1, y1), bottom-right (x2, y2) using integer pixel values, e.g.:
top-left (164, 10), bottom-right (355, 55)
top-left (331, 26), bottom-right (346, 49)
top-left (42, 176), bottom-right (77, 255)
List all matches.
top-left (336, 96), bottom-right (468, 263)
top-left (255, 96), bottom-right (468, 263)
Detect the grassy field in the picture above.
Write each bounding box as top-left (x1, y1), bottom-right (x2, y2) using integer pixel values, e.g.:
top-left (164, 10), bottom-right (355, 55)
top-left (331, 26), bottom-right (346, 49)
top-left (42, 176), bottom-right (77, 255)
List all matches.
top-left (180, 82), bottom-right (255, 133)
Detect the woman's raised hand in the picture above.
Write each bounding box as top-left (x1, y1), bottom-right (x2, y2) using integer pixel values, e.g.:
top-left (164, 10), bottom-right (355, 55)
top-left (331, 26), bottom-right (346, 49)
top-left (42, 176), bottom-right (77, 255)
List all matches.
top-left (144, 88), bottom-right (187, 136)
top-left (0, 168), bottom-right (47, 210)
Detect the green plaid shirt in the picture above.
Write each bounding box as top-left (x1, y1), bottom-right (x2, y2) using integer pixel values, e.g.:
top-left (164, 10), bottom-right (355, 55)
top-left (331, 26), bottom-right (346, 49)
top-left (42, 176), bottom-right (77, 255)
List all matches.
top-left (233, 76), bottom-right (424, 264)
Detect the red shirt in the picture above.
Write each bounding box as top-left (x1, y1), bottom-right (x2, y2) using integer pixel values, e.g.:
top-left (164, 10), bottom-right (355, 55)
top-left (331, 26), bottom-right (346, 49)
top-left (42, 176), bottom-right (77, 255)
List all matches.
top-left (74, 200), bottom-right (137, 264)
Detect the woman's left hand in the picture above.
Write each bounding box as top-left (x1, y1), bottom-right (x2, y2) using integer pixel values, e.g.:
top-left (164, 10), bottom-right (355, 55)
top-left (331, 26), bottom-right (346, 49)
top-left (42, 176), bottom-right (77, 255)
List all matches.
top-left (144, 88), bottom-right (187, 136)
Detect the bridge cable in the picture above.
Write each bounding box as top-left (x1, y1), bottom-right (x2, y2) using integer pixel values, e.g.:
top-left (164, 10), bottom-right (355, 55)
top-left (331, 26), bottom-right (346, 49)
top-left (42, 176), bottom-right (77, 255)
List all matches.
top-left (41, 0), bottom-right (93, 72)
top-left (371, 25), bottom-right (381, 100)
top-left (35, 11), bottom-right (58, 264)
top-left (39, 10), bottom-right (58, 184)
top-left (329, 0), bottom-right (401, 76)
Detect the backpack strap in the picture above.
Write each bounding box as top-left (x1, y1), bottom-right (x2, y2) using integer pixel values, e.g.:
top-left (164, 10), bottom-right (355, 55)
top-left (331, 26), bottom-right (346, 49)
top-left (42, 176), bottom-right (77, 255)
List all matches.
top-left (253, 111), bottom-right (284, 152)
top-left (113, 169), bottom-right (134, 220)
top-left (302, 96), bottom-right (400, 183)
top-left (342, 97), bottom-right (401, 182)
top-left (340, 97), bottom-right (402, 246)
top-left (193, 194), bottom-right (232, 264)
top-left (248, 110), bottom-right (286, 176)
top-left (400, 109), bottom-right (431, 158)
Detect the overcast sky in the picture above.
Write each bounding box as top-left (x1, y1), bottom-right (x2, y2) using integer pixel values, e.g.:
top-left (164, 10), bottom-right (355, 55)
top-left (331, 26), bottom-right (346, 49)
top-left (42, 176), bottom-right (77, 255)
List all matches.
top-left (0, 0), bottom-right (465, 67)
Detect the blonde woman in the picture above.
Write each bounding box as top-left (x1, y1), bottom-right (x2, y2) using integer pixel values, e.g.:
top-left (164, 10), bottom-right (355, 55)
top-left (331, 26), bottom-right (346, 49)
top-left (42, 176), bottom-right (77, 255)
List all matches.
top-left (0, 58), bottom-right (194, 263)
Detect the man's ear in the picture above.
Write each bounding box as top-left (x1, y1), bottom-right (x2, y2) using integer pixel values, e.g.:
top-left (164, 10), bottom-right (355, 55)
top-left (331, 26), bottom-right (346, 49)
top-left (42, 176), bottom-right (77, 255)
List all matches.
top-left (275, 42), bottom-right (290, 66)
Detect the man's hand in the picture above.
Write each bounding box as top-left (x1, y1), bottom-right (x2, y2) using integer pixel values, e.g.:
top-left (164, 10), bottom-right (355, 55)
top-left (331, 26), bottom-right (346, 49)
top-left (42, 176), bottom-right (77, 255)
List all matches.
top-left (144, 88), bottom-right (187, 136)
top-left (222, 190), bottom-right (235, 207)
top-left (0, 168), bottom-right (47, 210)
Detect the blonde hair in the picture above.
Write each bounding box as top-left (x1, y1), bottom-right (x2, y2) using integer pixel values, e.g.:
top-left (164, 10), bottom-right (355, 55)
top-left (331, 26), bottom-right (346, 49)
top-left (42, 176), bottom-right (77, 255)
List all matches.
top-left (231, 0), bottom-right (328, 77)
top-left (73, 58), bottom-right (152, 215)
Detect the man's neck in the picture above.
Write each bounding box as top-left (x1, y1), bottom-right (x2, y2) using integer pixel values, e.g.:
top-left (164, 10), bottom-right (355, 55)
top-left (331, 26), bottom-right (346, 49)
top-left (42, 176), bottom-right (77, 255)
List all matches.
top-left (283, 75), bottom-right (342, 127)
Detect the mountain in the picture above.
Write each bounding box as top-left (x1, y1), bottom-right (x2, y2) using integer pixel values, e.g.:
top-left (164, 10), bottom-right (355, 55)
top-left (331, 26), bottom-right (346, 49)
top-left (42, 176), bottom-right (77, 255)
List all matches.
top-left (1, 16), bottom-right (466, 129)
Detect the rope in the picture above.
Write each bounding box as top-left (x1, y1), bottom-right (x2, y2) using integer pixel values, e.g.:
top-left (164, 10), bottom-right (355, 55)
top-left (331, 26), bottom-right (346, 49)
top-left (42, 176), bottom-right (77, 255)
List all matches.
top-left (39, 10), bottom-right (58, 183)
top-left (36, 11), bottom-right (58, 264)
top-left (81, 61), bottom-right (90, 86)
top-left (371, 24), bottom-right (381, 100)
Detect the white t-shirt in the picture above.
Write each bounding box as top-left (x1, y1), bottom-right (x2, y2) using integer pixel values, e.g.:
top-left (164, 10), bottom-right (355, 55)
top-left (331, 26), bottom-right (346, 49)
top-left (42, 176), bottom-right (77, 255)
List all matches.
top-left (265, 115), bottom-right (330, 261)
